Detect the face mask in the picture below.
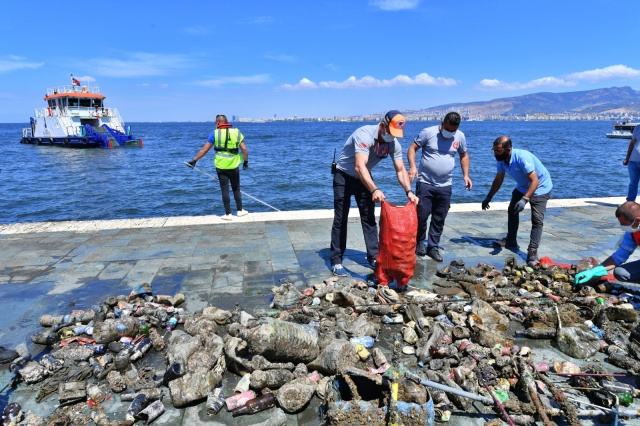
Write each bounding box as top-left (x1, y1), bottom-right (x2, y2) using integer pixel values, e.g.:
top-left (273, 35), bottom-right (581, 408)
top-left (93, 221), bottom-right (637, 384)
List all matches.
top-left (441, 128), bottom-right (455, 139)
top-left (621, 219), bottom-right (640, 233)
top-left (381, 127), bottom-right (395, 143)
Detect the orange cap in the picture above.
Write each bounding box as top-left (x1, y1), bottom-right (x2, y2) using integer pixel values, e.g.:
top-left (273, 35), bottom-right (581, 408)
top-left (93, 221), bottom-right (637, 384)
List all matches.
top-left (384, 110), bottom-right (406, 138)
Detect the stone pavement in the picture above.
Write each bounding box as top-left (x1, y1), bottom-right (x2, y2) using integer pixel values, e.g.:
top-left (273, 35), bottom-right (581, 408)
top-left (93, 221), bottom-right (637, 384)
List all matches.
top-left (0, 196), bottom-right (638, 425)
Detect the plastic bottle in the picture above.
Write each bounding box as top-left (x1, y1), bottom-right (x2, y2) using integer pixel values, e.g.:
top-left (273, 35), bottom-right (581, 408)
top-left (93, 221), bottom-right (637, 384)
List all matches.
top-left (584, 320), bottom-right (603, 339)
top-left (162, 363), bottom-right (185, 386)
top-left (231, 393), bottom-right (276, 416)
top-left (234, 373), bottom-right (251, 393)
top-left (166, 317), bottom-right (178, 331)
top-left (349, 336), bottom-right (375, 348)
top-left (601, 381), bottom-right (634, 405)
top-left (130, 338), bottom-right (152, 361)
top-left (139, 321), bottom-right (150, 338)
top-left (206, 388), bottom-right (226, 415)
top-left (125, 394), bottom-right (149, 422)
top-left (225, 390), bottom-right (257, 411)
top-left (435, 314), bottom-right (454, 327)
top-left (514, 327), bottom-right (557, 339)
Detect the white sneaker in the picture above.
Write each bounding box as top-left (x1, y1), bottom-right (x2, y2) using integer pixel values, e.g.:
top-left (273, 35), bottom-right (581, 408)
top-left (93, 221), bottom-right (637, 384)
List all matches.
top-left (221, 214), bottom-right (233, 221)
top-left (237, 210), bottom-right (249, 217)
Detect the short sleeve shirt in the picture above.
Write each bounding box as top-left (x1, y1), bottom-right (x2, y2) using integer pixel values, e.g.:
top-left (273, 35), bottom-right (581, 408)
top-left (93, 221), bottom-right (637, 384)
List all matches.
top-left (496, 148), bottom-right (552, 196)
top-left (336, 125), bottom-right (403, 178)
top-left (414, 125), bottom-right (467, 187)
top-left (629, 125), bottom-right (640, 162)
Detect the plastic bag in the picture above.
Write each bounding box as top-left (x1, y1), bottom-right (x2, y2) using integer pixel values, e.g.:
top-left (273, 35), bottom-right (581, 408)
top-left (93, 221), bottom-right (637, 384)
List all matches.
top-left (375, 201), bottom-right (417, 288)
top-left (556, 327), bottom-right (600, 359)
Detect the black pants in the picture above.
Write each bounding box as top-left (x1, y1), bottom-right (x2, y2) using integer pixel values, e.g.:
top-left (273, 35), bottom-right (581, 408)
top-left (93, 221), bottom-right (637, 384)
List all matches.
top-left (415, 181), bottom-right (452, 250)
top-left (507, 188), bottom-right (551, 251)
top-left (216, 167), bottom-right (242, 215)
top-left (330, 170), bottom-right (378, 266)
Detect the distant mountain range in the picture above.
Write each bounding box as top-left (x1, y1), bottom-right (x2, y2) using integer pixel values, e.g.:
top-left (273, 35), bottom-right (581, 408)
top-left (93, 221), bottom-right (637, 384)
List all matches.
top-left (404, 86), bottom-right (640, 117)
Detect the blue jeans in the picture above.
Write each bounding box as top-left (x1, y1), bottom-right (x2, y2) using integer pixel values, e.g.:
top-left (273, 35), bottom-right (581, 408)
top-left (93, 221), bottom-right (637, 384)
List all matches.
top-left (627, 161), bottom-right (640, 202)
top-left (506, 188), bottom-right (551, 251)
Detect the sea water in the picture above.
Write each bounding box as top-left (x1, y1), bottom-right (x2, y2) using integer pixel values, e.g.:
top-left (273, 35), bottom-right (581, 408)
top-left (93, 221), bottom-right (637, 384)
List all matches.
top-left (0, 120), bottom-right (627, 224)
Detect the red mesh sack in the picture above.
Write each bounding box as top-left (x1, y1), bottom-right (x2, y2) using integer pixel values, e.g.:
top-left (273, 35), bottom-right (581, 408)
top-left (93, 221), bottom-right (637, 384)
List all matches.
top-left (375, 201), bottom-right (417, 288)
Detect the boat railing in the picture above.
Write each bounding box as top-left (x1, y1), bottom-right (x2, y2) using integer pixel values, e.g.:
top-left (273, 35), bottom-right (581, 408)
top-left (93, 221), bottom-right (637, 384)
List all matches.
top-left (47, 85), bottom-right (101, 96)
top-left (22, 128), bottom-right (32, 138)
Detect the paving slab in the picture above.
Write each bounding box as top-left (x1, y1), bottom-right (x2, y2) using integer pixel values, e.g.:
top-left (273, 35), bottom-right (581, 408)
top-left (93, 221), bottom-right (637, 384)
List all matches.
top-left (1, 196), bottom-right (639, 425)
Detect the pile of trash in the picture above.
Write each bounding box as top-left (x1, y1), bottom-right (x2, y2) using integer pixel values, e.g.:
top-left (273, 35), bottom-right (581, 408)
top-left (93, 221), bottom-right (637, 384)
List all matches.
top-left (2, 255), bottom-right (640, 425)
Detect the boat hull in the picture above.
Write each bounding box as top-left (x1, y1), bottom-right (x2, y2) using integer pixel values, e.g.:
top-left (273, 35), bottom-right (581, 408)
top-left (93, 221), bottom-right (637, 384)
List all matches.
top-left (20, 136), bottom-right (142, 148)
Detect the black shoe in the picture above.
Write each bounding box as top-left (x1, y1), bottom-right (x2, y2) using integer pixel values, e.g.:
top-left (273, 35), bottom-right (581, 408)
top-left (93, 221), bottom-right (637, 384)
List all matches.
top-left (527, 248), bottom-right (540, 265)
top-left (416, 244), bottom-right (427, 257)
top-left (493, 237), bottom-right (519, 250)
top-left (368, 259), bottom-right (377, 270)
top-left (427, 247), bottom-right (443, 262)
top-left (0, 346), bottom-right (19, 364)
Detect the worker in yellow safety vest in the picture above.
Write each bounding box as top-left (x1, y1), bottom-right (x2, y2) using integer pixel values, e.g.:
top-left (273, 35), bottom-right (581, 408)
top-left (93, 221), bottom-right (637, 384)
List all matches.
top-left (187, 114), bottom-right (249, 220)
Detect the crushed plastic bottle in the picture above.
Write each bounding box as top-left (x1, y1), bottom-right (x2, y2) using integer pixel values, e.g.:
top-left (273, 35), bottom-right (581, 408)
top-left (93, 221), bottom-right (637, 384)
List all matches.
top-left (584, 320), bottom-right (603, 339)
top-left (349, 336), bottom-right (375, 348)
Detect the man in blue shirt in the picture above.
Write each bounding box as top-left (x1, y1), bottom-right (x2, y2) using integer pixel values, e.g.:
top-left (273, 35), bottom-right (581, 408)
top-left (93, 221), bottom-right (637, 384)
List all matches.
top-left (575, 201), bottom-right (640, 284)
top-left (481, 136), bottom-right (553, 266)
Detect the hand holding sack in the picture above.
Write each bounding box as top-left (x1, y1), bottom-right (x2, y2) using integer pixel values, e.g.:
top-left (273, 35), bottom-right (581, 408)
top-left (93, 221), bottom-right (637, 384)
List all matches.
top-left (375, 201), bottom-right (418, 288)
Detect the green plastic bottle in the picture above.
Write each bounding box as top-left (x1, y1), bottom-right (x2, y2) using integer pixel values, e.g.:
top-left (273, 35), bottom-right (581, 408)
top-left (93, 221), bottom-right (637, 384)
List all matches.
top-left (139, 323), bottom-right (150, 338)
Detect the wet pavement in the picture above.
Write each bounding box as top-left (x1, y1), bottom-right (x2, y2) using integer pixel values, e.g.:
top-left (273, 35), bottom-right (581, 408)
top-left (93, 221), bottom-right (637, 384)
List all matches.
top-left (1, 196), bottom-right (639, 425)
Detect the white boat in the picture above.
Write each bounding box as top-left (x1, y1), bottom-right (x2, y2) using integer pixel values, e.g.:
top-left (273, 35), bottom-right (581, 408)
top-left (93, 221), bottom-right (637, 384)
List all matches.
top-left (606, 121), bottom-right (637, 139)
top-left (20, 75), bottom-right (142, 148)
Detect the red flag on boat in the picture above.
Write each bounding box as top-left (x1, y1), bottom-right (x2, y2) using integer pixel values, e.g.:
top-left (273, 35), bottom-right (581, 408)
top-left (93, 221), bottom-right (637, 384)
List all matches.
top-left (71, 77), bottom-right (81, 86)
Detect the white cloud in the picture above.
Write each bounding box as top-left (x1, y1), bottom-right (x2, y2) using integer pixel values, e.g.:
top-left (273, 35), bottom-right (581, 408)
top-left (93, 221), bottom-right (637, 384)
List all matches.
top-left (281, 72), bottom-right (456, 90)
top-left (88, 52), bottom-right (192, 77)
top-left (265, 53), bottom-right (295, 62)
top-left (159, 83), bottom-right (169, 89)
top-left (566, 64), bottom-right (640, 82)
top-left (0, 55), bottom-right (43, 72)
top-left (184, 25), bottom-right (211, 36)
top-left (195, 74), bottom-right (270, 87)
top-left (370, 0), bottom-right (420, 11)
top-left (281, 78), bottom-right (318, 90)
top-left (325, 63), bottom-right (338, 71)
top-left (478, 64), bottom-right (640, 91)
top-left (478, 76), bottom-right (574, 91)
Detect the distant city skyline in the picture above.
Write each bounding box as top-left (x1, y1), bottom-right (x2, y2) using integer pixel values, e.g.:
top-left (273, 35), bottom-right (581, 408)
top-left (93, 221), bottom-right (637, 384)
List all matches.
top-left (1, 0), bottom-right (639, 123)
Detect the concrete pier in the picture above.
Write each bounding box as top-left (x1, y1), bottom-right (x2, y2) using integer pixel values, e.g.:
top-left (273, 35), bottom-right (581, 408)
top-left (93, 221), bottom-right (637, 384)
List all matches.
top-left (1, 196), bottom-right (638, 425)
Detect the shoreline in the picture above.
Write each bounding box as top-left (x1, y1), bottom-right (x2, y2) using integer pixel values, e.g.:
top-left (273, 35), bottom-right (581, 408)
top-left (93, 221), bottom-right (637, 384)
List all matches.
top-left (0, 196), bottom-right (626, 235)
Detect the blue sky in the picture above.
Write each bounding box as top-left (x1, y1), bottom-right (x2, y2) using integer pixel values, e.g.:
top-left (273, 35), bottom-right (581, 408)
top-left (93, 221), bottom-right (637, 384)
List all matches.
top-left (1, 0), bottom-right (639, 122)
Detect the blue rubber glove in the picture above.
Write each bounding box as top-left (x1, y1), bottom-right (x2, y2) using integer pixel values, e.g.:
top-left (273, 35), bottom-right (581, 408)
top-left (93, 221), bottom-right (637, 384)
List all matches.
top-left (243, 160), bottom-right (249, 170)
top-left (481, 197), bottom-right (491, 210)
top-left (514, 196), bottom-right (529, 213)
top-left (575, 265), bottom-right (608, 285)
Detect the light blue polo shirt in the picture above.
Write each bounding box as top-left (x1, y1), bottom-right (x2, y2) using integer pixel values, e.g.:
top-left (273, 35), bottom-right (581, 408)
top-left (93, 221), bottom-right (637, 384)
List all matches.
top-left (336, 125), bottom-right (403, 178)
top-left (497, 148), bottom-right (552, 196)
